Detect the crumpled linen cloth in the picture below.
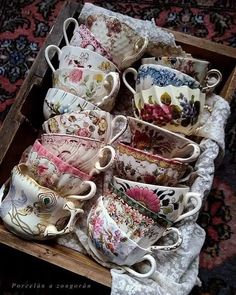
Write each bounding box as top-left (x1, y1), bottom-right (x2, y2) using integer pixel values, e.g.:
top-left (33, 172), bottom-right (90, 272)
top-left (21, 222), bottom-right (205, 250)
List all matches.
top-left (57, 3), bottom-right (231, 295)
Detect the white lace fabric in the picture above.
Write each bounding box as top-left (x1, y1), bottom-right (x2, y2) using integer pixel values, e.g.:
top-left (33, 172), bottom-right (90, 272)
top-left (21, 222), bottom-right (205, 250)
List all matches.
top-left (57, 3), bottom-right (231, 295)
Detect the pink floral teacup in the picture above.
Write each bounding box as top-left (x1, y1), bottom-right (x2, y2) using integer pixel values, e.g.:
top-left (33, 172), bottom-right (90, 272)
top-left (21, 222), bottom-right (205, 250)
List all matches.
top-left (43, 88), bottom-right (100, 120)
top-left (115, 142), bottom-right (193, 186)
top-left (0, 164), bottom-right (84, 240)
top-left (52, 67), bottom-right (120, 112)
top-left (26, 140), bottom-right (97, 199)
top-left (112, 176), bottom-right (202, 223)
top-left (88, 196), bottom-right (182, 266)
top-left (42, 110), bottom-right (127, 144)
top-left (45, 45), bottom-right (118, 73)
top-left (63, 18), bottom-right (113, 61)
top-left (85, 14), bottom-right (149, 69)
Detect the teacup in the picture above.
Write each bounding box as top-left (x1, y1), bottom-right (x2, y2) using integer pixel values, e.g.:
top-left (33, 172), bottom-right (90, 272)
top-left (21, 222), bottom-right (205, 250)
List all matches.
top-left (26, 140), bottom-right (97, 198)
top-left (52, 68), bottom-right (120, 112)
top-left (63, 18), bottom-right (113, 61)
top-left (126, 116), bottom-right (200, 163)
top-left (132, 85), bottom-right (206, 136)
top-left (40, 134), bottom-right (116, 177)
top-left (42, 110), bottom-right (128, 144)
top-left (87, 196), bottom-right (182, 266)
top-left (115, 142), bottom-right (192, 186)
top-left (123, 64), bottom-right (201, 95)
top-left (112, 176), bottom-right (202, 223)
top-left (43, 88), bottom-right (100, 120)
top-left (0, 164), bottom-right (84, 240)
top-left (85, 14), bottom-right (149, 69)
top-left (141, 56), bottom-right (217, 85)
top-left (45, 45), bottom-right (118, 73)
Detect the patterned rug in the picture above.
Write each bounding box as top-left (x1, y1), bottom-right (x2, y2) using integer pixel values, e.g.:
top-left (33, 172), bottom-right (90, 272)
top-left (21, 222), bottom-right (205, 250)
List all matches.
top-left (0, 1), bottom-right (235, 294)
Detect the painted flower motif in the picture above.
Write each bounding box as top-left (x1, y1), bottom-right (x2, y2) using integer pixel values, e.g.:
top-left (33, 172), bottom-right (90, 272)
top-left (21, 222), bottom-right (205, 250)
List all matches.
top-left (48, 117), bottom-right (59, 133)
top-left (132, 130), bottom-right (151, 150)
top-left (94, 74), bottom-right (103, 83)
top-left (98, 118), bottom-right (108, 133)
top-left (68, 69), bottom-right (83, 83)
top-left (76, 128), bottom-right (91, 138)
top-left (126, 187), bottom-right (161, 213)
top-left (140, 103), bottom-right (173, 125)
top-left (91, 214), bottom-right (104, 236)
top-left (177, 93), bottom-right (200, 126)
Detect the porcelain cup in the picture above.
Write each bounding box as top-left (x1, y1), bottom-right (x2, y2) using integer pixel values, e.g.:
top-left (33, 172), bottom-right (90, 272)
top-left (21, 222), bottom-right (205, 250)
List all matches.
top-left (63, 18), bottom-right (113, 61)
top-left (141, 56), bottom-right (212, 84)
top-left (123, 64), bottom-right (201, 95)
top-left (43, 88), bottom-right (100, 120)
top-left (112, 176), bottom-right (202, 223)
top-left (85, 14), bottom-right (149, 69)
top-left (26, 140), bottom-right (97, 199)
top-left (52, 67), bottom-right (120, 112)
top-left (115, 141), bottom-right (193, 186)
top-left (45, 44), bottom-right (118, 73)
top-left (42, 110), bottom-right (128, 144)
top-left (0, 164), bottom-right (84, 240)
top-left (40, 134), bottom-right (116, 176)
top-left (132, 85), bottom-right (206, 135)
top-left (126, 116), bottom-right (200, 163)
top-left (87, 196), bottom-right (182, 266)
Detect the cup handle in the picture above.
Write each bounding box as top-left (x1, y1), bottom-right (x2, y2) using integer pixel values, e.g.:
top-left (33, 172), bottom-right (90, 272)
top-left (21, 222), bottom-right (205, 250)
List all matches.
top-left (98, 72), bottom-right (120, 111)
top-left (121, 254), bottom-right (156, 279)
top-left (108, 115), bottom-right (128, 145)
top-left (202, 69), bottom-right (222, 91)
top-left (63, 17), bottom-right (79, 46)
top-left (175, 192), bottom-right (202, 223)
top-left (44, 201), bottom-right (84, 237)
top-left (89, 146), bottom-right (116, 177)
top-left (122, 68), bottom-right (138, 95)
top-left (121, 37), bottom-right (149, 69)
top-left (64, 181), bottom-right (97, 201)
top-left (45, 45), bottom-right (62, 72)
top-left (172, 143), bottom-right (201, 163)
top-left (178, 165), bottom-right (194, 183)
top-left (149, 227), bottom-right (183, 251)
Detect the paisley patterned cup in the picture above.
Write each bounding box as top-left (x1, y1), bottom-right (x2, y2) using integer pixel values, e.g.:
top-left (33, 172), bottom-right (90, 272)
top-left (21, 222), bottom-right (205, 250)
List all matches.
top-left (63, 18), bottom-right (113, 62)
top-left (112, 176), bottom-right (202, 223)
top-left (127, 116), bottom-right (200, 163)
top-left (115, 142), bottom-right (193, 186)
top-left (45, 45), bottom-right (118, 73)
top-left (85, 14), bottom-right (149, 69)
top-left (43, 88), bottom-right (100, 120)
top-left (26, 140), bottom-right (97, 198)
top-left (141, 56), bottom-right (222, 89)
top-left (0, 164), bottom-right (84, 240)
top-left (131, 85), bottom-right (206, 136)
top-left (42, 110), bottom-right (128, 145)
top-left (87, 196), bottom-right (182, 266)
top-left (40, 134), bottom-right (116, 176)
top-left (52, 67), bottom-right (120, 112)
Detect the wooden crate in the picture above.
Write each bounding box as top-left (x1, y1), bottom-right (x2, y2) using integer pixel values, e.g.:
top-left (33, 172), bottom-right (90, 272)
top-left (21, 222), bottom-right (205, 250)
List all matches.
top-left (0, 0), bottom-right (235, 288)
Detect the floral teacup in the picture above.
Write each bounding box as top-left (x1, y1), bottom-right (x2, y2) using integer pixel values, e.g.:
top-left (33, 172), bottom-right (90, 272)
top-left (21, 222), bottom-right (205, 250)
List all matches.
top-left (141, 56), bottom-right (222, 89)
top-left (123, 64), bottom-right (201, 95)
top-left (45, 45), bottom-right (118, 73)
top-left (85, 14), bottom-right (149, 69)
top-left (26, 140), bottom-right (97, 198)
top-left (52, 68), bottom-right (120, 112)
top-left (0, 164), bottom-right (84, 240)
top-left (63, 18), bottom-right (113, 61)
top-left (132, 85), bottom-right (206, 136)
top-left (40, 134), bottom-right (116, 176)
top-left (87, 196), bottom-right (182, 266)
top-left (115, 142), bottom-right (193, 186)
top-left (112, 176), bottom-right (202, 223)
top-left (126, 116), bottom-right (200, 163)
top-left (42, 110), bottom-right (128, 144)
top-left (43, 88), bottom-right (100, 120)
